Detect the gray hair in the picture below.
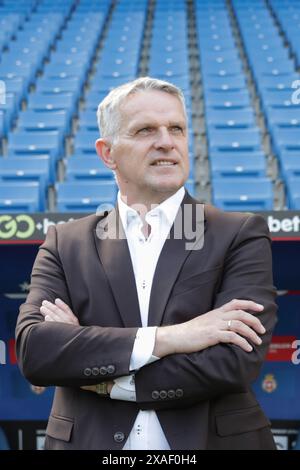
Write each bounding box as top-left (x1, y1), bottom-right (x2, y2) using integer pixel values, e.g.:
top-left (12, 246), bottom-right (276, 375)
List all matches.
top-left (96, 76), bottom-right (187, 141)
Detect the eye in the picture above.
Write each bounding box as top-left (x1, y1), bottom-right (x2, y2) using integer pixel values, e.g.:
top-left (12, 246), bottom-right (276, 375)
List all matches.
top-left (170, 126), bottom-right (184, 134)
top-left (137, 127), bottom-right (153, 135)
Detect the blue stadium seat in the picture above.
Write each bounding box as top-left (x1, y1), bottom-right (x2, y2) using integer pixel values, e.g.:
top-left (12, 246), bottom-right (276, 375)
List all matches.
top-left (7, 131), bottom-right (63, 163)
top-left (35, 77), bottom-right (82, 101)
top-left (272, 128), bottom-right (300, 157)
top-left (73, 130), bottom-right (100, 155)
top-left (208, 128), bottom-right (262, 153)
top-left (78, 111), bottom-right (98, 131)
top-left (202, 74), bottom-right (247, 91)
top-left (277, 149), bottom-right (300, 179)
top-left (212, 177), bottom-right (273, 211)
top-left (65, 156), bottom-right (113, 181)
top-left (43, 62), bottom-right (87, 87)
top-left (0, 112), bottom-right (4, 142)
top-left (204, 90), bottom-right (251, 108)
top-left (210, 152), bottom-right (267, 178)
top-left (206, 108), bottom-right (256, 129)
top-left (0, 156), bottom-right (51, 202)
top-left (267, 108), bottom-right (300, 132)
top-left (184, 179), bottom-right (195, 197)
top-left (0, 93), bottom-right (18, 135)
top-left (84, 91), bottom-right (107, 111)
top-left (18, 110), bottom-right (70, 135)
top-left (285, 177), bottom-right (300, 210)
top-left (0, 182), bottom-right (42, 212)
top-left (56, 181), bottom-right (117, 212)
top-left (27, 93), bottom-right (77, 121)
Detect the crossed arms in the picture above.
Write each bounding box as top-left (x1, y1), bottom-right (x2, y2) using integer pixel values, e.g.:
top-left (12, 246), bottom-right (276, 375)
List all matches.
top-left (16, 214), bottom-right (277, 410)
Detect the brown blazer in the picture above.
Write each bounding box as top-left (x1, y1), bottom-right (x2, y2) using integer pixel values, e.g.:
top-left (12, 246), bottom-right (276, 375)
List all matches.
top-left (16, 192), bottom-right (277, 450)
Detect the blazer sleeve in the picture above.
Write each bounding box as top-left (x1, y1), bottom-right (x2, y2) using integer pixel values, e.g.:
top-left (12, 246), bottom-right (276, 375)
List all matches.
top-left (134, 214), bottom-right (278, 411)
top-left (15, 225), bottom-right (138, 387)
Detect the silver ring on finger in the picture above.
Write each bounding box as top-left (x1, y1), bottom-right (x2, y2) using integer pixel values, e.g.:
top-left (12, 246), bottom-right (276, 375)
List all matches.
top-left (227, 319), bottom-right (232, 330)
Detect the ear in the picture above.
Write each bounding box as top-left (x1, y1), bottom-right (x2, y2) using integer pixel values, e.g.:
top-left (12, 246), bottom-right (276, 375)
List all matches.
top-left (95, 138), bottom-right (117, 170)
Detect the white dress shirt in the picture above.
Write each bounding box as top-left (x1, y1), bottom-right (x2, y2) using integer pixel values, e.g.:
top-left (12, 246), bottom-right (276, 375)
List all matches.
top-left (110, 187), bottom-right (185, 450)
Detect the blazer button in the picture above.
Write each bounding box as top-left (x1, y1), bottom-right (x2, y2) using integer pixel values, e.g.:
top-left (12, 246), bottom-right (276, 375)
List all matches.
top-left (175, 388), bottom-right (184, 398)
top-left (159, 390), bottom-right (168, 399)
top-left (114, 432), bottom-right (125, 443)
top-left (92, 367), bottom-right (99, 376)
top-left (151, 390), bottom-right (160, 400)
top-left (99, 366), bottom-right (108, 375)
top-left (83, 367), bottom-right (92, 376)
top-left (167, 389), bottom-right (176, 399)
top-left (107, 365), bottom-right (115, 374)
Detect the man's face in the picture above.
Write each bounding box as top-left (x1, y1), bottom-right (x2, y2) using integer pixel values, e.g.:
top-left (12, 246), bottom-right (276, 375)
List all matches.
top-left (99, 90), bottom-right (189, 204)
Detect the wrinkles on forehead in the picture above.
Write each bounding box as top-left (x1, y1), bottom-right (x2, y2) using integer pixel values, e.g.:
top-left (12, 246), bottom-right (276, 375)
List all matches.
top-left (117, 90), bottom-right (187, 135)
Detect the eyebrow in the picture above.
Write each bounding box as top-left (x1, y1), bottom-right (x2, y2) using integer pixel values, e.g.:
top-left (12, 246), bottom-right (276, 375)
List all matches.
top-left (129, 121), bottom-right (186, 133)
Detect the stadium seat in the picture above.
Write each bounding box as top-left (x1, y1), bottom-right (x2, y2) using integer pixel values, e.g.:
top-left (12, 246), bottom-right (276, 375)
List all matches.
top-left (78, 111), bottom-right (99, 131)
top-left (208, 128), bottom-right (262, 153)
top-left (65, 156), bottom-right (113, 181)
top-left (56, 181), bottom-right (117, 212)
top-left (206, 108), bottom-right (256, 129)
top-left (18, 110), bottom-right (70, 135)
top-left (0, 182), bottom-right (42, 212)
top-left (73, 130), bottom-right (100, 155)
top-left (212, 177), bottom-right (273, 211)
top-left (285, 176), bottom-right (300, 210)
top-left (7, 131), bottom-right (63, 163)
top-left (210, 152), bottom-right (267, 178)
top-left (0, 157), bottom-right (51, 204)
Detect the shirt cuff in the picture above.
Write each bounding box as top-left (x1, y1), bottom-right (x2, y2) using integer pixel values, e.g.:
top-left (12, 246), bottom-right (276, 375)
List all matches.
top-left (129, 326), bottom-right (159, 372)
top-left (110, 377), bottom-right (136, 402)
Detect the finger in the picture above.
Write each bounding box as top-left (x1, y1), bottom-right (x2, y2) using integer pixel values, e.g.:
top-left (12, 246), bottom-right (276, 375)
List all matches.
top-left (224, 319), bottom-right (262, 345)
top-left (219, 331), bottom-right (253, 352)
top-left (40, 305), bottom-right (69, 323)
top-left (41, 301), bottom-right (71, 323)
top-left (221, 299), bottom-right (264, 314)
top-left (55, 298), bottom-right (78, 324)
top-left (225, 310), bottom-right (266, 334)
top-left (44, 314), bottom-right (55, 322)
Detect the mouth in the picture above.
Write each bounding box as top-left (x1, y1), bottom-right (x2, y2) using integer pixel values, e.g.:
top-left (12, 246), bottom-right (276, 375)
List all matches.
top-left (150, 160), bottom-right (178, 167)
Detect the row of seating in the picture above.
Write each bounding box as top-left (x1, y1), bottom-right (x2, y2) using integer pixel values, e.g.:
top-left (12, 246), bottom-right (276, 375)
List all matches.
top-left (0, 0), bottom-right (112, 212)
top-left (196, 0), bottom-right (274, 211)
top-left (0, 0), bottom-right (299, 212)
top-left (233, 0), bottom-right (300, 209)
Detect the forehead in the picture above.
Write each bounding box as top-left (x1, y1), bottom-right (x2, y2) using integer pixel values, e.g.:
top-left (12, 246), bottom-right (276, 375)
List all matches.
top-left (120, 90), bottom-right (186, 124)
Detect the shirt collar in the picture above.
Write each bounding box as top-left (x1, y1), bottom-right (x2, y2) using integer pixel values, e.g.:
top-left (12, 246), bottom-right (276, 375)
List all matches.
top-left (118, 187), bottom-right (185, 231)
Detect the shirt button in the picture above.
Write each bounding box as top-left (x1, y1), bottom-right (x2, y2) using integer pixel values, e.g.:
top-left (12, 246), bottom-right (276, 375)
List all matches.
top-left (83, 367), bottom-right (92, 376)
top-left (100, 366), bottom-right (108, 375)
top-left (159, 390), bottom-right (168, 400)
top-left (114, 432), bottom-right (125, 443)
top-left (92, 367), bottom-right (99, 376)
top-left (151, 390), bottom-right (160, 400)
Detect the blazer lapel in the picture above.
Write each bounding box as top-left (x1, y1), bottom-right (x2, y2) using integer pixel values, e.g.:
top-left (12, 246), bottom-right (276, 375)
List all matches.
top-left (148, 192), bottom-right (206, 327)
top-left (93, 207), bottom-right (142, 328)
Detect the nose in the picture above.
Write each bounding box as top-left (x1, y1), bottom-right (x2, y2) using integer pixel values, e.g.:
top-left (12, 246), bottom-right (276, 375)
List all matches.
top-left (153, 127), bottom-right (174, 151)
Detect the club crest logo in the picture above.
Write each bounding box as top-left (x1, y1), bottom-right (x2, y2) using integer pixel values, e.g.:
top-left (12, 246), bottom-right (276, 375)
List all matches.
top-left (262, 374), bottom-right (277, 393)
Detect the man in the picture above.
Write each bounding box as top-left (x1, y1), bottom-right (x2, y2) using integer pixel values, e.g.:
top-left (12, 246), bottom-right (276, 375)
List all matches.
top-left (16, 77), bottom-right (277, 450)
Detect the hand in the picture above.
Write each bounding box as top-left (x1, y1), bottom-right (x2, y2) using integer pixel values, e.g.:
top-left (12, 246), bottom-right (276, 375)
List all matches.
top-left (81, 383), bottom-right (114, 394)
top-left (40, 298), bottom-right (79, 325)
top-left (154, 299), bottom-right (266, 357)
top-left (40, 299), bottom-right (114, 396)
